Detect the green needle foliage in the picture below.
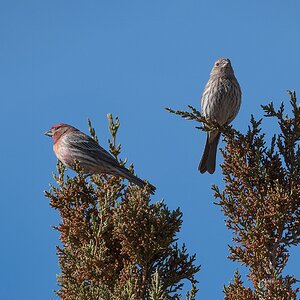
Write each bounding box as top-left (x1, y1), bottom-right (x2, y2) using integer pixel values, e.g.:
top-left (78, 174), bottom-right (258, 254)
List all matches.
top-left (166, 91), bottom-right (300, 299)
top-left (45, 115), bottom-right (200, 300)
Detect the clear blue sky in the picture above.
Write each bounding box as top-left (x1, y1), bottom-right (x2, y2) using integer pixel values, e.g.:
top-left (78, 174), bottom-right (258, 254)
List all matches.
top-left (1, 1), bottom-right (300, 299)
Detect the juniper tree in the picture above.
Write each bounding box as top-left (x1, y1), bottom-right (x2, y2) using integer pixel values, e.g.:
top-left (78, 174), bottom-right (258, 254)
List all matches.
top-left (45, 115), bottom-right (200, 300)
top-left (166, 91), bottom-right (300, 299)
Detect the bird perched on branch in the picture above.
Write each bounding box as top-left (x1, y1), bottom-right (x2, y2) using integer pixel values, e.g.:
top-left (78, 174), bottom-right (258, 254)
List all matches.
top-left (45, 123), bottom-right (156, 193)
top-left (199, 58), bottom-right (241, 174)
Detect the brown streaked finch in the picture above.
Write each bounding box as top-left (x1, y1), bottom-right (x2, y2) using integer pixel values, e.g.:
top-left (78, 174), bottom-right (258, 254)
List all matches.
top-left (45, 123), bottom-right (156, 193)
top-left (199, 58), bottom-right (241, 174)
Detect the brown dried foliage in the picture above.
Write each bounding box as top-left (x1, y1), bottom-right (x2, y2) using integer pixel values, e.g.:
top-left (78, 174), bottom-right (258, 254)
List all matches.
top-left (167, 91), bottom-right (300, 299)
top-left (45, 116), bottom-right (199, 300)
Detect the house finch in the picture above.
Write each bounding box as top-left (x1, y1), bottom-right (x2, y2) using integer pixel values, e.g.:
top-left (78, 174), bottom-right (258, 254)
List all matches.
top-left (199, 58), bottom-right (241, 174)
top-left (45, 124), bottom-right (156, 193)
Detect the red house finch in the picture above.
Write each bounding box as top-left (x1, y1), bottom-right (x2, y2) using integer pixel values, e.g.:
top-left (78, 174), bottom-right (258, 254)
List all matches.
top-left (45, 124), bottom-right (156, 193)
top-left (199, 58), bottom-right (241, 174)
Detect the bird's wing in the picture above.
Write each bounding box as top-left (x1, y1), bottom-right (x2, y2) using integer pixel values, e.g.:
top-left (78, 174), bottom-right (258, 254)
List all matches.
top-left (67, 132), bottom-right (122, 168)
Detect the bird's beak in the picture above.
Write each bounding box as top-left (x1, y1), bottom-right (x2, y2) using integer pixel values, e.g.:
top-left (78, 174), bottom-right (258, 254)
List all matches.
top-left (45, 129), bottom-right (53, 137)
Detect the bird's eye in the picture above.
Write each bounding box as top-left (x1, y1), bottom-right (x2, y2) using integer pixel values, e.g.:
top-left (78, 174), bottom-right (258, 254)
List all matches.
top-left (215, 62), bottom-right (220, 66)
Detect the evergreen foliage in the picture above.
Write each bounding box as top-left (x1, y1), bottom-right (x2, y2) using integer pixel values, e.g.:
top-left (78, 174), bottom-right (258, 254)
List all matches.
top-left (166, 91), bottom-right (300, 299)
top-left (45, 115), bottom-right (200, 300)
top-left (46, 91), bottom-right (300, 299)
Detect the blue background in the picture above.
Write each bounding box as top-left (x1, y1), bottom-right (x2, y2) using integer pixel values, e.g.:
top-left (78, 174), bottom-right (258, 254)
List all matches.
top-left (1, 1), bottom-right (300, 299)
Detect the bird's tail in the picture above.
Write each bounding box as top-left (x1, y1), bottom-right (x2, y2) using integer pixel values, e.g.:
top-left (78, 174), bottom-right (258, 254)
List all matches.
top-left (198, 132), bottom-right (220, 174)
top-left (116, 167), bottom-right (156, 194)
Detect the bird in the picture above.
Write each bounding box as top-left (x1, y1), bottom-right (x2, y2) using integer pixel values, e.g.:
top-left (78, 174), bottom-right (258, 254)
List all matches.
top-left (199, 58), bottom-right (241, 174)
top-left (45, 123), bottom-right (156, 193)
